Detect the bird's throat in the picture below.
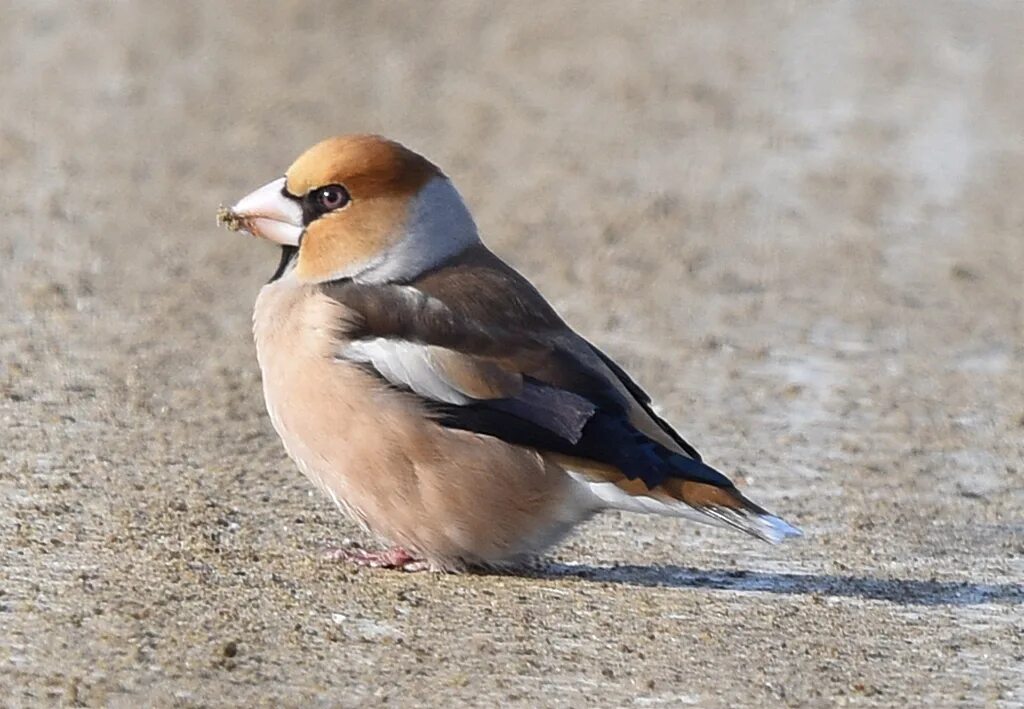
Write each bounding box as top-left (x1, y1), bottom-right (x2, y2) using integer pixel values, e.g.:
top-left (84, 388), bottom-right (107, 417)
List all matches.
top-left (269, 245), bottom-right (298, 283)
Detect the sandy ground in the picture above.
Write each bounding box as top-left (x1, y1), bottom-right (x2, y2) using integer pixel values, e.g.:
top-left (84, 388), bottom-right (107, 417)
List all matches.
top-left (2, 1), bottom-right (1023, 706)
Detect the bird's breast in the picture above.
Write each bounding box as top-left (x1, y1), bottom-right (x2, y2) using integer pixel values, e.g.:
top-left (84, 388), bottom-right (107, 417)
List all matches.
top-left (251, 278), bottom-right (389, 513)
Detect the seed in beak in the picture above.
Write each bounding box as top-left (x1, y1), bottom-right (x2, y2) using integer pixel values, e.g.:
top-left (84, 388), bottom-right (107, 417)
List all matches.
top-left (216, 205), bottom-right (247, 232)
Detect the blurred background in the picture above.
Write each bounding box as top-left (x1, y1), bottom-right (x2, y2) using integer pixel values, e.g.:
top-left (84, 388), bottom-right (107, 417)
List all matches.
top-left (2, 2), bottom-right (1021, 706)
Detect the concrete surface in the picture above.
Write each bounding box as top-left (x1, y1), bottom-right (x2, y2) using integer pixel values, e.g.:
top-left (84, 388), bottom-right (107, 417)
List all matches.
top-left (2, 1), bottom-right (1022, 706)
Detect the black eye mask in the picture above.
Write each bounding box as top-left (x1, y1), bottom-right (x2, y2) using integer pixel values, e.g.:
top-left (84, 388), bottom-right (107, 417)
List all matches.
top-left (298, 184), bottom-right (351, 225)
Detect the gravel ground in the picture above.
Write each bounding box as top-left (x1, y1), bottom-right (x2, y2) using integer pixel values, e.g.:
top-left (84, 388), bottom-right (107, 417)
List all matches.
top-left (2, 2), bottom-right (1022, 706)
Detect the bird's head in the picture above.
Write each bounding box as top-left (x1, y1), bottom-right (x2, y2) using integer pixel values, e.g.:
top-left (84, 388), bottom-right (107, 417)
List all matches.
top-left (221, 134), bottom-right (479, 283)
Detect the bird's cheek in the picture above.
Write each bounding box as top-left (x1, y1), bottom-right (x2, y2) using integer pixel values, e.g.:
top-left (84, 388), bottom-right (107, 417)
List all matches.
top-left (295, 208), bottom-right (404, 282)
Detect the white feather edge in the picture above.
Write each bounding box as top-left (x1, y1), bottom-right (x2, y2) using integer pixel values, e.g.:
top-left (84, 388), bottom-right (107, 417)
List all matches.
top-left (343, 339), bottom-right (472, 405)
top-left (567, 472), bottom-right (802, 544)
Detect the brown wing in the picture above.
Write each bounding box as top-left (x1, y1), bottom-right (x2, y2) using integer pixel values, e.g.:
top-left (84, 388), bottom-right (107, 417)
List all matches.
top-left (410, 244), bottom-right (704, 458)
top-left (324, 274), bottom-right (602, 444)
top-left (322, 244), bottom-right (709, 471)
top-left (321, 245), bottom-right (798, 542)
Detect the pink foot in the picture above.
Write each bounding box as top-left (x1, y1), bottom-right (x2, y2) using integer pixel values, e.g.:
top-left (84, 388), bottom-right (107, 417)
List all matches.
top-left (325, 545), bottom-right (429, 571)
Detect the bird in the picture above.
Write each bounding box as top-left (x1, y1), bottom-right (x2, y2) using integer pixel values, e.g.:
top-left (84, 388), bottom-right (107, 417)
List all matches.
top-left (218, 134), bottom-right (800, 571)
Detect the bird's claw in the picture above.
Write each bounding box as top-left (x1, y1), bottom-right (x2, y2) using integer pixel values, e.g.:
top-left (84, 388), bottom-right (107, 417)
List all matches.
top-left (324, 545), bottom-right (429, 571)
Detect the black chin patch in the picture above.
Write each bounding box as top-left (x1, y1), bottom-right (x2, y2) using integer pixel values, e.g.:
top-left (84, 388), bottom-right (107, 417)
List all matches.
top-left (269, 245), bottom-right (298, 283)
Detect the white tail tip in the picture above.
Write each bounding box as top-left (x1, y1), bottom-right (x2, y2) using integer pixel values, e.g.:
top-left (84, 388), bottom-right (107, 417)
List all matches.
top-left (753, 514), bottom-right (803, 544)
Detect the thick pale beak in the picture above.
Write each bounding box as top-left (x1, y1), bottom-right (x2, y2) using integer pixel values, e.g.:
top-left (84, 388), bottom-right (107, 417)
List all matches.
top-left (228, 177), bottom-right (304, 246)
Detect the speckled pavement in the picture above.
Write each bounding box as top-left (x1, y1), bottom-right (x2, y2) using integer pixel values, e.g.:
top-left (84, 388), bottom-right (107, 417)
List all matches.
top-left (2, 2), bottom-right (1022, 706)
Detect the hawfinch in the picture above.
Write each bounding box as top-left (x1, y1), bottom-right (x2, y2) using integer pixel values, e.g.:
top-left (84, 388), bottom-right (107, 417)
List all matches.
top-left (219, 134), bottom-right (800, 571)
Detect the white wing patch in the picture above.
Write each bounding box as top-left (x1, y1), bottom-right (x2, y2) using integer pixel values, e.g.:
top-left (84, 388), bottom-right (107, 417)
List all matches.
top-left (342, 339), bottom-right (472, 405)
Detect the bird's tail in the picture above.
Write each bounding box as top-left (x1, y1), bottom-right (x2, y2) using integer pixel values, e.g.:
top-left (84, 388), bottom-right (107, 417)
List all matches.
top-left (659, 477), bottom-right (802, 543)
top-left (554, 411), bottom-right (801, 542)
top-left (561, 450), bottom-right (802, 544)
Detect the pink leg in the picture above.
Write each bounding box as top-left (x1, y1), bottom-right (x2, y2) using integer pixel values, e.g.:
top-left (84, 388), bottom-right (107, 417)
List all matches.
top-left (325, 545), bottom-right (428, 571)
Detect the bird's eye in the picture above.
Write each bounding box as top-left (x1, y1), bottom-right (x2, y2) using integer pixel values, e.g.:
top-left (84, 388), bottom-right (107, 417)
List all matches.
top-left (315, 184), bottom-right (350, 212)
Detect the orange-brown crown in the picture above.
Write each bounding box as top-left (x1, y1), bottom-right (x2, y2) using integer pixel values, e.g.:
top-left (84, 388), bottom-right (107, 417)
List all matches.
top-left (285, 134), bottom-right (441, 204)
top-left (284, 135), bottom-right (445, 282)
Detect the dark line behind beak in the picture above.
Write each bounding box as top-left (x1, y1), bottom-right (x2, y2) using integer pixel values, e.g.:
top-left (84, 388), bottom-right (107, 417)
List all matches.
top-left (269, 245), bottom-right (298, 283)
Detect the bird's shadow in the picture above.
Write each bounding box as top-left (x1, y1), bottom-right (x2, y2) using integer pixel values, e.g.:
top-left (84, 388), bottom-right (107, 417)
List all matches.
top-left (507, 563), bottom-right (1022, 607)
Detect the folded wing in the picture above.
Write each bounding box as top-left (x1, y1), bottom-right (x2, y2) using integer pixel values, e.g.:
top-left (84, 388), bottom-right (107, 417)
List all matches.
top-left (321, 246), bottom-right (800, 542)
